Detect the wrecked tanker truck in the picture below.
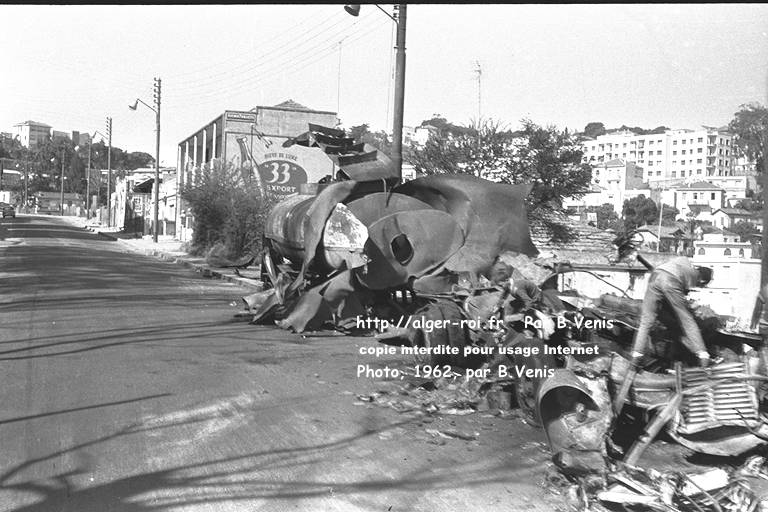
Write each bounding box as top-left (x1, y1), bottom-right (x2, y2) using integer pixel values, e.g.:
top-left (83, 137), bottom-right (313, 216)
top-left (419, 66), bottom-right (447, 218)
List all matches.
top-left (244, 124), bottom-right (768, 466)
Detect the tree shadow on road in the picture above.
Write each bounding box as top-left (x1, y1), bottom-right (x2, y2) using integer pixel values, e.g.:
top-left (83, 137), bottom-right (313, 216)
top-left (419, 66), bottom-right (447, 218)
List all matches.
top-left (1, 409), bottom-right (528, 512)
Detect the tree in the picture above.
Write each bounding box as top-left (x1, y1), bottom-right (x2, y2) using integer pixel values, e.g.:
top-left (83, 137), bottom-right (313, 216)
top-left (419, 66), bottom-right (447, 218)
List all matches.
top-left (622, 195), bottom-right (658, 230)
top-left (583, 122), bottom-right (606, 139)
top-left (502, 120), bottom-right (593, 214)
top-left (586, 203), bottom-right (622, 231)
top-left (729, 102), bottom-right (768, 171)
top-left (730, 102), bottom-right (768, 286)
top-left (408, 118), bottom-right (592, 216)
top-left (347, 123), bottom-right (392, 157)
top-left (661, 203), bottom-right (679, 224)
top-left (408, 118), bottom-right (506, 178)
top-left (732, 220), bottom-right (761, 242)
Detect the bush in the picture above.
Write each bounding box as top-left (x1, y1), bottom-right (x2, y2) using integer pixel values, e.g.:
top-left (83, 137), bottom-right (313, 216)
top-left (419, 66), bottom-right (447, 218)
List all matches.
top-left (181, 159), bottom-right (272, 258)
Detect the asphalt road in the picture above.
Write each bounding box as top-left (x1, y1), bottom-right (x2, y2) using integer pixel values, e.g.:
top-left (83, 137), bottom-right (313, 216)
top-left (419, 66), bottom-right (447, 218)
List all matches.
top-left (0, 215), bottom-right (689, 512)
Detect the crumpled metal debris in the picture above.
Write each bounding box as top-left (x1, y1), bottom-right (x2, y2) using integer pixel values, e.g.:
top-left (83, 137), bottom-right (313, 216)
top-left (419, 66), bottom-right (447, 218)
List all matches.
top-left (351, 369), bottom-right (518, 420)
top-left (554, 456), bottom-right (768, 512)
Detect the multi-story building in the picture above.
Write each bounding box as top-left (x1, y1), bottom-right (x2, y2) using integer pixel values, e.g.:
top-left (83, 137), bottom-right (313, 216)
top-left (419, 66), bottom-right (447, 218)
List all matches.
top-left (581, 127), bottom-right (735, 186)
top-left (564, 158), bottom-right (649, 215)
top-left (672, 181), bottom-right (726, 218)
top-left (177, 99), bottom-right (339, 241)
top-left (12, 120), bottom-right (51, 148)
top-left (51, 130), bottom-right (71, 143)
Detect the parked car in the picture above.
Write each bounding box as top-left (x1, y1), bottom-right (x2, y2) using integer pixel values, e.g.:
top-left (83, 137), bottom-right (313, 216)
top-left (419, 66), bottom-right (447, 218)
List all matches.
top-left (1, 203), bottom-right (16, 218)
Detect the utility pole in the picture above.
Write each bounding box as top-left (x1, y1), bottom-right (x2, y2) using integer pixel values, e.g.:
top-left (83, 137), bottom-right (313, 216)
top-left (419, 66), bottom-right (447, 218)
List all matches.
top-left (59, 149), bottom-right (65, 216)
top-left (474, 60), bottom-right (482, 121)
top-left (23, 161), bottom-right (28, 209)
top-left (345, 3), bottom-right (406, 182)
top-left (106, 117), bottom-right (112, 227)
top-left (656, 188), bottom-right (664, 253)
top-left (392, 4), bottom-right (407, 182)
top-left (153, 77), bottom-right (161, 243)
top-left (86, 141), bottom-right (92, 219)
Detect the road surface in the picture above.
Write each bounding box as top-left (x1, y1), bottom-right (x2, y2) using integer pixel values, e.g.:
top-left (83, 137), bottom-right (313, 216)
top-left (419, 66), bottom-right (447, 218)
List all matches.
top-left (0, 215), bottom-right (692, 512)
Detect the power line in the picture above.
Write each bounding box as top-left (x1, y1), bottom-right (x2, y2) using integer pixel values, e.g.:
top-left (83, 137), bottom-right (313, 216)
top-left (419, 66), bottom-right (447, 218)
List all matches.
top-left (164, 5), bottom-right (332, 81)
top-left (168, 15), bottom-right (385, 105)
top-left (170, 10), bottom-right (380, 98)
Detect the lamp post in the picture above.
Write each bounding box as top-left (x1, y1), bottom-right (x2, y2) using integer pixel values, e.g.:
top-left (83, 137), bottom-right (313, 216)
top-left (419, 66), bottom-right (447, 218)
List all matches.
top-left (130, 77), bottom-right (162, 243)
top-left (14, 162), bottom-right (29, 210)
top-left (86, 131), bottom-right (108, 220)
top-left (58, 151), bottom-right (65, 216)
top-left (345, 4), bottom-right (406, 182)
top-left (105, 117), bottom-right (112, 227)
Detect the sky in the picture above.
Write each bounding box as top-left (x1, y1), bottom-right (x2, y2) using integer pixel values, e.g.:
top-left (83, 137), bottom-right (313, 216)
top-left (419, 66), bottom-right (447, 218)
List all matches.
top-left (1, 4), bottom-right (767, 166)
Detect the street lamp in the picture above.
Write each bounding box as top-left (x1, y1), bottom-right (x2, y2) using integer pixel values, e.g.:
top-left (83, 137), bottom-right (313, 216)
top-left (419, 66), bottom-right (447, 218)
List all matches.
top-left (345, 4), bottom-right (406, 182)
top-left (13, 162), bottom-right (29, 209)
top-left (85, 131), bottom-right (108, 220)
top-left (129, 77), bottom-right (162, 243)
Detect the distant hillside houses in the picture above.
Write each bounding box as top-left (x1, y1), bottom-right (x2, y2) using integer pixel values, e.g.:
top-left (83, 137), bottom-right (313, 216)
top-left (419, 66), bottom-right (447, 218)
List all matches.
top-left (568, 124), bottom-right (760, 228)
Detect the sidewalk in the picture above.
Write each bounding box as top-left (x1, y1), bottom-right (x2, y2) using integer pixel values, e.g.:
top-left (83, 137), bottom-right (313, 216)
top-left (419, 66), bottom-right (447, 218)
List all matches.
top-left (60, 215), bottom-right (263, 291)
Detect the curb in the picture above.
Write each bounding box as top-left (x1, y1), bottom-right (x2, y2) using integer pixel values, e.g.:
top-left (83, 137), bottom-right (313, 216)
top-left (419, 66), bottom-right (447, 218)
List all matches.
top-left (94, 229), bottom-right (262, 291)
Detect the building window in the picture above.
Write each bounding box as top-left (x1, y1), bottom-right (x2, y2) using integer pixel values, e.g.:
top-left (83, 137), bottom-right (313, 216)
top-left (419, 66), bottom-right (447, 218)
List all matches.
top-left (698, 148), bottom-right (703, 153)
top-left (673, 151), bottom-right (677, 156)
top-left (739, 248), bottom-right (745, 257)
top-left (698, 137), bottom-right (703, 143)
top-left (698, 248), bottom-right (705, 255)
top-left (648, 160), bottom-right (653, 166)
top-left (697, 159), bottom-right (702, 164)
top-left (673, 140), bottom-right (678, 145)
top-left (657, 171), bottom-right (662, 176)
top-left (649, 140), bottom-right (654, 145)
top-left (682, 140), bottom-right (686, 145)
top-left (672, 171), bottom-right (677, 177)
top-left (724, 248), bottom-right (731, 256)
top-left (711, 192), bottom-right (716, 200)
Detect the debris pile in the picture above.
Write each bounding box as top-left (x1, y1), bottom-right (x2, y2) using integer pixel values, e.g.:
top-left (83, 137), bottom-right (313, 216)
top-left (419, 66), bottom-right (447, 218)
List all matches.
top-left (354, 369), bottom-right (519, 418)
top-left (557, 456), bottom-right (768, 512)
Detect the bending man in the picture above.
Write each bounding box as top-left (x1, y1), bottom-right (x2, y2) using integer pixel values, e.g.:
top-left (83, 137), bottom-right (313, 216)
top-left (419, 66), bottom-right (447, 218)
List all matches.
top-left (630, 256), bottom-right (713, 367)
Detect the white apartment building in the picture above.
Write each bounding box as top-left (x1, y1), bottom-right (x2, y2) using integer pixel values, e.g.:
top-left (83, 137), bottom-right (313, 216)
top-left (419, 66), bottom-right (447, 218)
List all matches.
top-left (564, 158), bottom-right (650, 214)
top-left (672, 181), bottom-right (726, 218)
top-left (581, 127), bottom-right (735, 186)
top-left (12, 120), bottom-right (51, 148)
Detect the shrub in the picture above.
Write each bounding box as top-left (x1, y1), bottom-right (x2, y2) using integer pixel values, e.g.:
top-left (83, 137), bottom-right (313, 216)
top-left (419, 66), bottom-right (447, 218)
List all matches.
top-left (181, 159), bottom-right (271, 258)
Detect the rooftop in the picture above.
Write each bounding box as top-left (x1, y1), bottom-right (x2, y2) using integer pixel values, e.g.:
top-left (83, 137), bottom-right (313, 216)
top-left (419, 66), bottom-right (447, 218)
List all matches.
top-left (677, 181), bottom-right (723, 190)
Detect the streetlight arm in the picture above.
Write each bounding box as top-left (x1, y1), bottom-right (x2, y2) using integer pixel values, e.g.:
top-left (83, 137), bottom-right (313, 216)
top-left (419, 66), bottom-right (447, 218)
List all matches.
top-left (130, 98), bottom-right (157, 114)
top-left (374, 4), bottom-right (397, 22)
